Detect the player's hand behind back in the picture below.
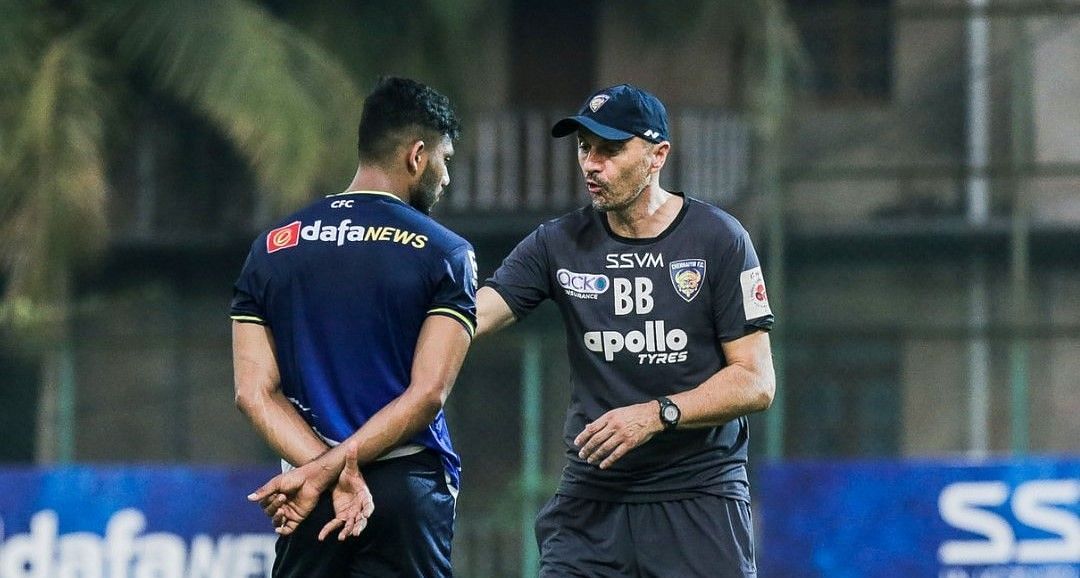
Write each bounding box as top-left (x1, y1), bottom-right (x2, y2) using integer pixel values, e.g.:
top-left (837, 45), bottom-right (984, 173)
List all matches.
top-left (248, 457), bottom-right (337, 536)
top-left (318, 444), bottom-right (375, 541)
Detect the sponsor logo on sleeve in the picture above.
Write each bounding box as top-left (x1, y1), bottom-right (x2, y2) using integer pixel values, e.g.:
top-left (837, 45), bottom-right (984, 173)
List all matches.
top-left (467, 250), bottom-right (478, 290)
top-left (557, 269), bottom-right (610, 300)
top-left (266, 221), bottom-right (301, 253)
top-left (740, 266), bottom-right (772, 319)
top-left (669, 259), bottom-right (706, 302)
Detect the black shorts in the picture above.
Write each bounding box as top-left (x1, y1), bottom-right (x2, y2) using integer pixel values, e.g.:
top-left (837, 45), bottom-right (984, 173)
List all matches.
top-left (272, 449), bottom-right (456, 578)
top-left (535, 494), bottom-right (757, 578)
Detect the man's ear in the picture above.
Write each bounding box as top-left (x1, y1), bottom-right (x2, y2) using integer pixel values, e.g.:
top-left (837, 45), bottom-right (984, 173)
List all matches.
top-left (406, 139), bottom-right (427, 176)
top-left (649, 141), bottom-right (671, 174)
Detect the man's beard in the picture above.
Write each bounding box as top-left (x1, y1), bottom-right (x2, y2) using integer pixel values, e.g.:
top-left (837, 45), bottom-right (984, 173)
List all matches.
top-left (591, 183), bottom-right (641, 213)
top-left (408, 164), bottom-right (441, 215)
top-left (590, 165), bottom-right (651, 213)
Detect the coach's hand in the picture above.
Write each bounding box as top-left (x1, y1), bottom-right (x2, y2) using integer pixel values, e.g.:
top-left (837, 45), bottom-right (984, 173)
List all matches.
top-left (248, 460), bottom-right (337, 536)
top-left (318, 444), bottom-right (375, 541)
top-left (574, 402), bottom-right (664, 469)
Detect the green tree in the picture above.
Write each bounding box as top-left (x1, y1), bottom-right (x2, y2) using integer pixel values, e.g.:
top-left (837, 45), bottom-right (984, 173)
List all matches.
top-left (0, 0), bottom-right (363, 460)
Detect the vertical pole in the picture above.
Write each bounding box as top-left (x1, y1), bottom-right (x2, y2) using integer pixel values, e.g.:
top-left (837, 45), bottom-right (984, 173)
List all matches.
top-left (966, 0), bottom-right (991, 224)
top-left (967, 263), bottom-right (991, 457)
top-left (966, 0), bottom-right (991, 457)
top-left (520, 335), bottom-right (542, 578)
top-left (36, 275), bottom-right (77, 464)
top-left (1008, 217), bottom-right (1030, 454)
top-left (57, 339), bottom-right (76, 463)
top-left (1008, 21), bottom-right (1032, 454)
top-left (758, 0), bottom-right (789, 460)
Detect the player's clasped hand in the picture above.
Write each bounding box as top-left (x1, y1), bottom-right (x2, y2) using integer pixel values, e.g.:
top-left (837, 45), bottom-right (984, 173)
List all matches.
top-left (574, 402), bottom-right (663, 469)
top-left (248, 445), bottom-right (374, 541)
top-left (248, 466), bottom-right (323, 537)
top-left (317, 445), bottom-right (374, 542)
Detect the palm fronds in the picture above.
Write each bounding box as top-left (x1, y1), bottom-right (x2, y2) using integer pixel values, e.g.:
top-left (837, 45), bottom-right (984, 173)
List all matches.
top-left (1, 29), bottom-right (107, 327)
top-left (1, 0), bottom-right (365, 323)
top-left (99, 0), bottom-right (361, 208)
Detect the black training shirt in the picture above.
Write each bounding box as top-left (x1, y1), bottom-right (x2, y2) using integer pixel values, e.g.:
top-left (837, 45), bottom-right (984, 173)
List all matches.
top-left (487, 194), bottom-right (774, 502)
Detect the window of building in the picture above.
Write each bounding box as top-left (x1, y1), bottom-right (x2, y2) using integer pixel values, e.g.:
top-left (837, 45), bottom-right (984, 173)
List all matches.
top-left (784, 338), bottom-right (901, 457)
top-left (787, 0), bottom-right (894, 102)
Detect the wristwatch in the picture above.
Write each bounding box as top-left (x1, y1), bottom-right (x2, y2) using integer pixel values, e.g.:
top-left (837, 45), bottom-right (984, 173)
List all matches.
top-left (656, 396), bottom-right (680, 430)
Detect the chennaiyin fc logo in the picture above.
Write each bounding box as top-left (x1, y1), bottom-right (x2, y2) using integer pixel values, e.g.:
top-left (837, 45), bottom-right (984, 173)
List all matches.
top-left (669, 259), bottom-right (706, 302)
top-left (588, 94), bottom-right (611, 112)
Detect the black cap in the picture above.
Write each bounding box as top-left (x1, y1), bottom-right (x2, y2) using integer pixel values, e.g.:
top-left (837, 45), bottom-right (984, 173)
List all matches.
top-left (551, 84), bottom-right (669, 144)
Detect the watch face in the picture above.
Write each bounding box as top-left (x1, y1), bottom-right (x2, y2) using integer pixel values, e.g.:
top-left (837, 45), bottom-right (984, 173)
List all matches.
top-left (662, 405), bottom-right (679, 422)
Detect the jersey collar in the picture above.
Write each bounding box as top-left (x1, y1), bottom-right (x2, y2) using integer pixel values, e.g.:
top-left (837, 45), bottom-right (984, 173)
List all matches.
top-left (599, 192), bottom-right (690, 245)
top-left (326, 190), bottom-right (408, 206)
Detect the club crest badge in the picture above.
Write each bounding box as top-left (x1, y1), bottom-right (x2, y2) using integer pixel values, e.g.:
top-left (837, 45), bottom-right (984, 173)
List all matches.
top-left (669, 259), bottom-right (706, 302)
top-left (588, 94), bottom-right (611, 112)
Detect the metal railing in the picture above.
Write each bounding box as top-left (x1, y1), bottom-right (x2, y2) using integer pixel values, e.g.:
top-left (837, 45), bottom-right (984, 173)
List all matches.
top-left (444, 109), bottom-right (752, 214)
top-left (106, 108), bottom-right (751, 246)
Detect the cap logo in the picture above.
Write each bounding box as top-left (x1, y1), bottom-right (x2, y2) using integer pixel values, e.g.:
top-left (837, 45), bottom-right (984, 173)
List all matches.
top-left (588, 94), bottom-right (610, 112)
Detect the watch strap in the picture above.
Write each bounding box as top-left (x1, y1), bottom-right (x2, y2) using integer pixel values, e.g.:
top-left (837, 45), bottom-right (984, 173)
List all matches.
top-left (657, 396), bottom-right (680, 430)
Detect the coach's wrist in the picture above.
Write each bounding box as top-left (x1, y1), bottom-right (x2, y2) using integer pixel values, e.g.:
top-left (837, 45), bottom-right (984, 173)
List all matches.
top-left (656, 396), bottom-right (681, 431)
top-left (632, 402), bottom-right (666, 437)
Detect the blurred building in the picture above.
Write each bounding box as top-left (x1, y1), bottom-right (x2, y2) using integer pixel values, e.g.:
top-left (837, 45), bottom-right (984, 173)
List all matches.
top-left (3, 0), bottom-right (1079, 574)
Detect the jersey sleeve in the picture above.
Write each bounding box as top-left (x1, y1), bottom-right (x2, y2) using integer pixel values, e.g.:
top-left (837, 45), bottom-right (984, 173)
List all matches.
top-left (427, 243), bottom-right (479, 338)
top-left (712, 228), bottom-right (774, 341)
top-left (229, 243), bottom-right (270, 325)
top-left (484, 225), bottom-right (551, 320)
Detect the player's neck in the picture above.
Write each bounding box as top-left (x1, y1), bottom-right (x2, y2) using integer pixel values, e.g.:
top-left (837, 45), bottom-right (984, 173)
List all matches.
top-left (344, 165), bottom-right (405, 202)
top-left (605, 186), bottom-right (681, 239)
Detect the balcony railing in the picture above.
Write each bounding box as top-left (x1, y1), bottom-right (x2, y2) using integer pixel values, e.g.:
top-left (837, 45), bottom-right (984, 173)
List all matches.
top-left (442, 108), bottom-right (752, 214)
top-left (107, 108), bottom-right (751, 246)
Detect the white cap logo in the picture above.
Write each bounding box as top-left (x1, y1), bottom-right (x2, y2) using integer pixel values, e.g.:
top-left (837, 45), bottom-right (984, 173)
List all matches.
top-left (588, 94), bottom-right (610, 112)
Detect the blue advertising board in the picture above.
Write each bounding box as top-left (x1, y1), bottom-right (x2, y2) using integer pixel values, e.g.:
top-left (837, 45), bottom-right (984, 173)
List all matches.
top-left (757, 457), bottom-right (1080, 578)
top-left (0, 466), bottom-right (279, 578)
top-left (3, 460), bottom-right (1076, 577)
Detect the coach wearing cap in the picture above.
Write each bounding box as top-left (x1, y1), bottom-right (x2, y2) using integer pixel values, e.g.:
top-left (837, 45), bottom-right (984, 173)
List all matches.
top-left (474, 83), bottom-right (776, 577)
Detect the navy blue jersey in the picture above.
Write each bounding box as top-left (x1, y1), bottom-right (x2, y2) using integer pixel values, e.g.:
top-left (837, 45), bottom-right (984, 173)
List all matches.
top-left (230, 191), bottom-right (477, 488)
top-left (487, 194), bottom-right (773, 502)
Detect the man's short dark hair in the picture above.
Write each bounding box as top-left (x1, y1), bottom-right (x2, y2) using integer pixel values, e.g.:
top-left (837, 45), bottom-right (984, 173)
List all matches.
top-left (357, 77), bottom-right (461, 166)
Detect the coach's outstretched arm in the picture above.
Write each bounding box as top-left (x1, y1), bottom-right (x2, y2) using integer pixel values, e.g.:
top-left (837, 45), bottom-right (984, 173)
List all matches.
top-left (669, 330), bottom-right (776, 425)
top-left (575, 330), bottom-right (775, 470)
top-left (250, 315), bottom-right (472, 539)
top-left (475, 286), bottom-right (517, 338)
